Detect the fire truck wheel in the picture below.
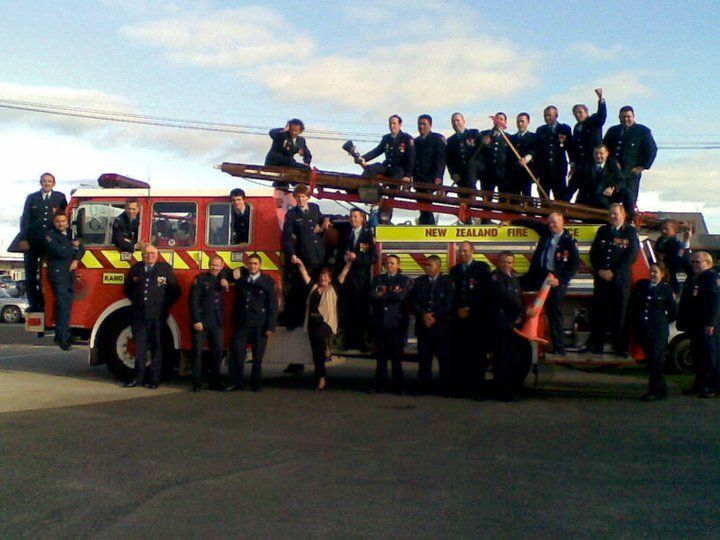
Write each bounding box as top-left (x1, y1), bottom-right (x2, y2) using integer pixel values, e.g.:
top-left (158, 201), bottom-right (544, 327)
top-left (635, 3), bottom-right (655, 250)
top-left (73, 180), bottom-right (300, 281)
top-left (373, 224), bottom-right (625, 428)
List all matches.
top-left (97, 308), bottom-right (136, 381)
top-left (666, 334), bottom-right (694, 374)
top-left (97, 308), bottom-right (179, 381)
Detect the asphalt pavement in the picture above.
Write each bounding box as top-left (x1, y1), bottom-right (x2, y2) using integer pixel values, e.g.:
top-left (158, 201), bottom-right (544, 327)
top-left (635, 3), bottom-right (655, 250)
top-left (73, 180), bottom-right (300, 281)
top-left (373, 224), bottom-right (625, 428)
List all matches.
top-left (1, 323), bottom-right (719, 539)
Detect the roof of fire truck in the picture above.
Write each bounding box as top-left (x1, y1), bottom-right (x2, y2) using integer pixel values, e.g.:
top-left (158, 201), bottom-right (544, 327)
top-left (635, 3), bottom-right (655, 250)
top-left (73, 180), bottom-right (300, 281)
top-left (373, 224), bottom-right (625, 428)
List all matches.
top-left (71, 187), bottom-right (276, 198)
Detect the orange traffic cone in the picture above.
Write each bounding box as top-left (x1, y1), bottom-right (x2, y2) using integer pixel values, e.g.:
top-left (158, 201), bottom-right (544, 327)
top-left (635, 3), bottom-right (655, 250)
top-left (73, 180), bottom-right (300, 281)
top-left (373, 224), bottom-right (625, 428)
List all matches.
top-left (514, 273), bottom-right (555, 344)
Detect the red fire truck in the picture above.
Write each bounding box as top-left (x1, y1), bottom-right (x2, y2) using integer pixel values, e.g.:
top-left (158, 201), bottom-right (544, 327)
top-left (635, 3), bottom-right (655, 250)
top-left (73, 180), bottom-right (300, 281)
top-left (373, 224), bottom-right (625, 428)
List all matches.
top-left (30, 166), bottom-right (660, 381)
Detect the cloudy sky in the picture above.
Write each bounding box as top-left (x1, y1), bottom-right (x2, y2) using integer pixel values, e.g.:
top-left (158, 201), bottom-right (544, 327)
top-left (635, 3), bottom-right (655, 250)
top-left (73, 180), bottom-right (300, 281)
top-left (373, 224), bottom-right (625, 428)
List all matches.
top-left (1, 0), bottom-right (719, 252)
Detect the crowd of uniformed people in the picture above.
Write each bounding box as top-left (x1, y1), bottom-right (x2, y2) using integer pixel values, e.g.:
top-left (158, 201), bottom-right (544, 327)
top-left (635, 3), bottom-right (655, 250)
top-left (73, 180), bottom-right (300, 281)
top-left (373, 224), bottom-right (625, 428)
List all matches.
top-left (14, 95), bottom-right (720, 400)
top-left (265, 89), bottom-right (657, 223)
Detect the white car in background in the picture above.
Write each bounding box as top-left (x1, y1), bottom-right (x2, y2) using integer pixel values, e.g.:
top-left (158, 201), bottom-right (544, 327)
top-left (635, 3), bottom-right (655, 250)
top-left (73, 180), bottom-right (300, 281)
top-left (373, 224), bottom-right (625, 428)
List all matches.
top-left (0, 289), bottom-right (27, 323)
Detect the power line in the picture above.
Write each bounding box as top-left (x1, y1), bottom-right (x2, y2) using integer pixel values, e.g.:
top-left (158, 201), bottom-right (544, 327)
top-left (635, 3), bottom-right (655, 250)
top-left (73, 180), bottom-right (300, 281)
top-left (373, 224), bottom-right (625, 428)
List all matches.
top-left (1, 98), bottom-right (719, 149)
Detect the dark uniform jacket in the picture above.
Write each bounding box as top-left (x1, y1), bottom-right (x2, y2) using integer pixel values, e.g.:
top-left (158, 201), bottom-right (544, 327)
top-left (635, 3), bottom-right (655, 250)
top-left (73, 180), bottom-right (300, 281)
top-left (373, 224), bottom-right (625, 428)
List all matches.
top-left (449, 260), bottom-right (491, 315)
top-left (230, 269), bottom-right (278, 332)
top-left (446, 129), bottom-right (482, 179)
top-left (488, 270), bottom-right (524, 331)
top-left (603, 123), bottom-right (658, 174)
top-left (507, 130), bottom-right (537, 174)
top-left (410, 273), bottom-right (454, 335)
top-left (370, 272), bottom-right (412, 329)
top-left (189, 272), bottom-right (225, 329)
top-left (282, 203), bottom-right (325, 269)
top-left (570, 100), bottom-right (607, 166)
top-left (336, 226), bottom-right (376, 288)
top-left (20, 190), bottom-right (68, 246)
top-left (479, 129), bottom-right (509, 178)
top-left (265, 128), bottom-right (312, 166)
top-left (44, 228), bottom-right (85, 283)
top-left (589, 224), bottom-right (640, 283)
top-left (677, 269), bottom-right (720, 333)
top-left (521, 226), bottom-right (580, 290)
top-left (363, 131), bottom-right (415, 177)
top-left (535, 123), bottom-right (572, 176)
top-left (112, 211), bottom-right (140, 252)
top-left (124, 261), bottom-right (180, 320)
top-left (231, 206), bottom-right (251, 244)
top-left (631, 279), bottom-right (677, 337)
top-left (571, 158), bottom-right (628, 208)
top-left (413, 132), bottom-right (446, 182)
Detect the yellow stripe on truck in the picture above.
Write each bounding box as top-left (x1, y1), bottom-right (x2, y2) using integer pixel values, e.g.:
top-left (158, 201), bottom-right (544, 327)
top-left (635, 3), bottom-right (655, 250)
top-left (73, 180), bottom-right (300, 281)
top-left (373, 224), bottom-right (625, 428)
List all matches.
top-left (81, 251), bottom-right (103, 269)
top-left (101, 250), bottom-right (131, 269)
top-left (375, 225), bottom-right (601, 243)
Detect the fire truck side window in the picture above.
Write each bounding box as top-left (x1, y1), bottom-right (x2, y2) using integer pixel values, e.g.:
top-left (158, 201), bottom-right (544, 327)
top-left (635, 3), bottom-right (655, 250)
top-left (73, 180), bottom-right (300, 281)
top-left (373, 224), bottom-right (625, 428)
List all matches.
top-left (207, 203), bottom-right (253, 246)
top-left (75, 203), bottom-right (126, 246)
top-left (151, 202), bottom-right (197, 248)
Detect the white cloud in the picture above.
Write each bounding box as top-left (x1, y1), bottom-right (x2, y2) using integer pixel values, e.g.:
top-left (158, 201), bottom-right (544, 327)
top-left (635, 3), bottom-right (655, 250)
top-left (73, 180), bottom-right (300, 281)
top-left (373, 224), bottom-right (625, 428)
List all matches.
top-left (567, 41), bottom-right (623, 61)
top-left (255, 36), bottom-right (540, 114)
top-left (540, 70), bottom-right (655, 122)
top-left (120, 7), bottom-right (314, 68)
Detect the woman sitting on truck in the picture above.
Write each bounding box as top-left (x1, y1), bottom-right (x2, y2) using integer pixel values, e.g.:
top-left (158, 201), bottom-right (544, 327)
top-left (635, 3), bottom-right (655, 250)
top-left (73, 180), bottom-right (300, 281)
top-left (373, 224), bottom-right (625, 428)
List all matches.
top-left (294, 257), bottom-right (352, 391)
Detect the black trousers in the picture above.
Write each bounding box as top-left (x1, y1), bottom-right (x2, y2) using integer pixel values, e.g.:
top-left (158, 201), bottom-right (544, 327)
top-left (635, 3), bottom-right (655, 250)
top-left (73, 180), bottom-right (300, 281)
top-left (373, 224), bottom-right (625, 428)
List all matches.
top-left (267, 156), bottom-right (310, 187)
top-left (480, 169), bottom-right (507, 194)
top-left (417, 327), bottom-right (451, 394)
top-left (375, 327), bottom-right (404, 390)
top-left (413, 180), bottom-right (437, 225)
top-left (191, 325), bottom-right (224, 386)
top-left (308, 317), bottom-right (332, 382)
top-left (690, 329), bottom-right (720, 392)
top-left (638, 330), bottom-right (668, 396)
top-left (507, 171), bottom-right (532, 197)
top-left (545, 285), bottom-right (567, 353)
top-left (363, 164), bottom-right (405, 222)
top-left (340, 281), bottom-right (370, 349)
top-left (538, 170), bottom-right (568, 201)
top-left (492, 330), bottom-right (523, 399)
top-left (24, 245), bottom-right (45, 312)
top-left (50, 278), bottom-right (74, 345)
top-left (230, 326), bottom-right (268, 389)
top-left (589, 277), bottom-right (631, 354)
top-left (451, 316), bottom-right (488, 396)
top-left (284, 265), bottom-right (319, 329)
top-left (132, 318), bottom-right (163, 385)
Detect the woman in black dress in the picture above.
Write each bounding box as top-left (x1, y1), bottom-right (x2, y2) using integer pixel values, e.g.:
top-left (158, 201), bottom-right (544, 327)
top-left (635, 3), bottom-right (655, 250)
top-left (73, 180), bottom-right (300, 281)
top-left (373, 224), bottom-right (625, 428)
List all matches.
top-left (630, 262), bottom-right (677, 401)
top-left (294, 258), bottom-right (352, 391)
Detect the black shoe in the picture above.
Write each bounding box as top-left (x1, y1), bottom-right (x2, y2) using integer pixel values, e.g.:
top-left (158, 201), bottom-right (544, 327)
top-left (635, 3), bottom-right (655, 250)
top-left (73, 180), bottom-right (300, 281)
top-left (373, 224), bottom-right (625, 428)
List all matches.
top-left (147, 383), bottom-right (158, 390)
top-left (283, 364), bottom-right (304, 374)
top-left (59, 343), bottom-right (72, 351)
top-left (37, 331), bottom-right (45, 338)
top-left (224, 384), bottom-right (241, 392)
top-left (124, 381), bottom-right (141, 388)
top-left (251, 386), bottom-right (262, 393)
top-left (192, 383), bottom-right (202, 392)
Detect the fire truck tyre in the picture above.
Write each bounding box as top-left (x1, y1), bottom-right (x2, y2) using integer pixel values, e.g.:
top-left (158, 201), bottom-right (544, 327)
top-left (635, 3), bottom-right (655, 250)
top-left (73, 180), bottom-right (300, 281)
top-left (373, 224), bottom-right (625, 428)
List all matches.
top-left (666, 335), bottom-right (694, 375)
top-left (2, 305), bottom-right (23, 323)
top-left (97, 309), bottom-right (179, 382)
top-left (97, 308), bottom-right (135, 381)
